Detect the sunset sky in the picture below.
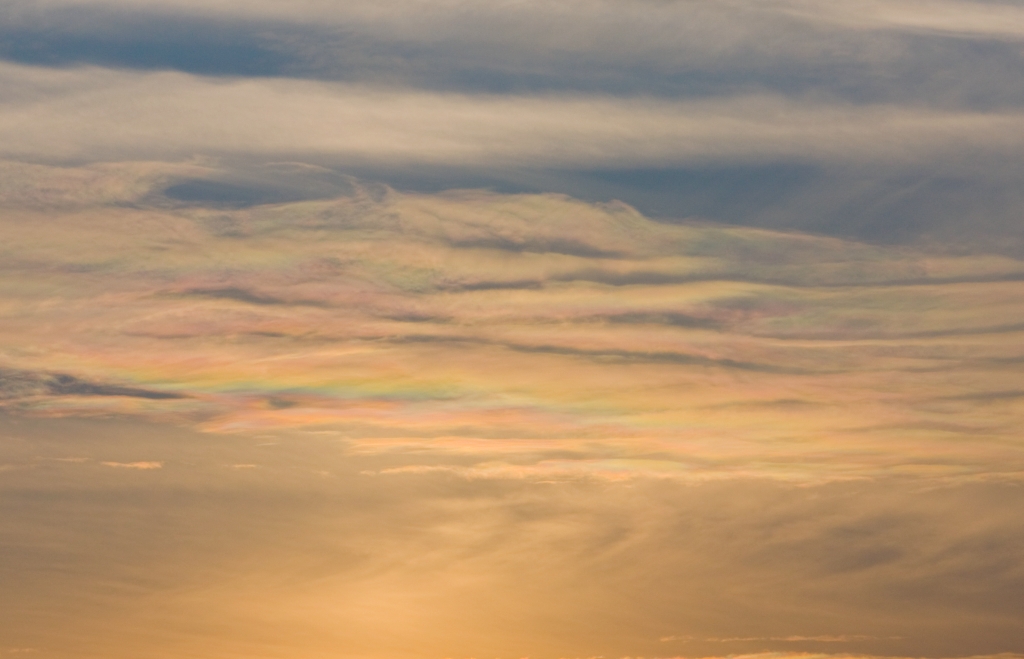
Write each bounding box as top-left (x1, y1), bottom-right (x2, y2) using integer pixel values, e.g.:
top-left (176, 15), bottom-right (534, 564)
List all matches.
top-left (1, 2), bottom-right (1024, 658)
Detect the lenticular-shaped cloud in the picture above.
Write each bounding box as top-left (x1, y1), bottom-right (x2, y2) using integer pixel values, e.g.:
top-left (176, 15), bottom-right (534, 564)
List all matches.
top-left (1, 62), bottom-right (1023, 167)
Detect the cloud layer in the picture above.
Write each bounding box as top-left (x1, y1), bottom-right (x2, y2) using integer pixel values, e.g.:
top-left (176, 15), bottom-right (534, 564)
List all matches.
top-left (2, 3), bottom-right (1023, 656)
top-left (3, 161), bottom-right (1024, 486)
top-left (3, 0), bottom-right (1023, 245)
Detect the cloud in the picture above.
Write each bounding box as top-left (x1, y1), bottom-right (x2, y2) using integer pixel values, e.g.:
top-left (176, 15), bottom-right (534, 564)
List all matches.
top-left (0, 4), bottom-right (1022, 657)
top-left (683, 635), bottom-right (890, 642)
top-left (2, 170), bottom-right (1024, 485)
top-left (12, 0), bottom-right (1024, 43)
top-left (100, 461), bottom-right (163, 469)
top-left (4, 412), bottom-right (1024, 657)
top-left (2, 3), bottom-right (1022, 247)
top-left (675, 655), bottom-right (1023, 659)
top-left (0, 367), bottom-right (184, 401)
top-left (371, 460), bottom-right (712, 484)
top-left (785, 0), bottom-right (1024, 40)
top-left (3, 0), bottom-right (1023, 111)
top-left (1, 62), bottom-right (1023, 168)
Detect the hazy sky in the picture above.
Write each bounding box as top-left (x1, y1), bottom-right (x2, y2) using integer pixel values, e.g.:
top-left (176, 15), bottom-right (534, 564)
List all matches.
top-left (1, 2), bottom-right (1023, 658)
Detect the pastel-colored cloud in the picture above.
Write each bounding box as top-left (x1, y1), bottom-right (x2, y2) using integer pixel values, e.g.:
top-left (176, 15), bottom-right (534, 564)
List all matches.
top-left (1, 2), bottom-right (1022, 654)
top-left (1, 162), bottom-right (1023, 487)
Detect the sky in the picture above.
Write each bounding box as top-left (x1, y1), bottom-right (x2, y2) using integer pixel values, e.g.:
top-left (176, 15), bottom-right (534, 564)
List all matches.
top-left (0, 1), bottom-right (1023, 658)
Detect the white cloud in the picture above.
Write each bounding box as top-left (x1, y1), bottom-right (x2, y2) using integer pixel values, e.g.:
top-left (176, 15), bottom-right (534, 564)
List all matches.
top-left (1, 62), bottom-right (1023, 168)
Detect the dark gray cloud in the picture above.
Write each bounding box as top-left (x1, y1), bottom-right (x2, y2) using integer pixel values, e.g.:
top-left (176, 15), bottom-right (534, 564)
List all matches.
top-left (0, 368), bottom-right (184, 401)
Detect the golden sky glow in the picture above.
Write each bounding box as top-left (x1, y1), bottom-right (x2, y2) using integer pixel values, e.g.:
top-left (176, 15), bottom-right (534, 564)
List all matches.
top-left (1, 160), bottom-right (1023, 658)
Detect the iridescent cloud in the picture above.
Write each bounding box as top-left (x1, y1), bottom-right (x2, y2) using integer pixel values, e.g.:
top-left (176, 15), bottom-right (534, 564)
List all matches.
top-left (3, 160), bottom-right (1023, 485)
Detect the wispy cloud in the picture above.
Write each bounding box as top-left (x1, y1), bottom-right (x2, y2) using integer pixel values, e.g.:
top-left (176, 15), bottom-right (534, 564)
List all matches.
top-left (101, 461), bottom-right (163, 469)
top-left (2, 165), bottom-right (1023, 485)
top-left (658, 655), bottom-right (1024, 659)
top-left (659, 634), bottom-right (895, 642)
top-left (1, 2), bottom-right (1023, 657)
top-left (4, 410), bottom-right (1024, 657)
top-left (785, 0), bottom-right (1024, 39)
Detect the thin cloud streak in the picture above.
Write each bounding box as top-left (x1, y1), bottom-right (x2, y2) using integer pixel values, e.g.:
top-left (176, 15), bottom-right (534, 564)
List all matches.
top-left (101, 461), bottom-right (163, 469)
top-left (784, 0), bottom-right (1024, 39)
